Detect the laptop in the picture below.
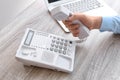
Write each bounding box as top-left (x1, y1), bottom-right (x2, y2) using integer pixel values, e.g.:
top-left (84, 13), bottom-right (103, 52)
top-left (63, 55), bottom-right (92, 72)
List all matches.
top-left (44, 0), bottom-right (118, 32)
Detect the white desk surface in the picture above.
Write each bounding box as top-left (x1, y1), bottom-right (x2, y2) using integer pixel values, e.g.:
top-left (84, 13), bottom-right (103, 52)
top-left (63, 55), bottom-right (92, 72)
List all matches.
top-left (0, 0), bottom-right (120, 80)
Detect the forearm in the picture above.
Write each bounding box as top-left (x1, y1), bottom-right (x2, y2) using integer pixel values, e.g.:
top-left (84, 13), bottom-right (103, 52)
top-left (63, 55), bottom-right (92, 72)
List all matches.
top-left (100, 16), bottom-right (120, 34)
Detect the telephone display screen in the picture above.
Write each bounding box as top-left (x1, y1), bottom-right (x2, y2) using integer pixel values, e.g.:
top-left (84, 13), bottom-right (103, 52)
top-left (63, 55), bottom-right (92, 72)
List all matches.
top-left (24, 30), bottom-right (34, 46)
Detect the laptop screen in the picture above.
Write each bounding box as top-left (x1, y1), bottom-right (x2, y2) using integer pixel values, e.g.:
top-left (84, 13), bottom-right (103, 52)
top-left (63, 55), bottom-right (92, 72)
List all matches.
top-left (48, 0), bottom-right (60, 3)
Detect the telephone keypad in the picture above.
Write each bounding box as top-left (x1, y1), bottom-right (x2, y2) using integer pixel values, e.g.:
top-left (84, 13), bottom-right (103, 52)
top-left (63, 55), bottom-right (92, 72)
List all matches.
top-left (49, 35), bottom-right (73, 56)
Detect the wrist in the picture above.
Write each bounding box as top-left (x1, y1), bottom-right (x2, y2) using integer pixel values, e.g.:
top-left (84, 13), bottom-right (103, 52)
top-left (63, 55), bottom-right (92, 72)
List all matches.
top-left (92, 16), bottom-right (102, 29)
top-left (78, 14), bottom-right (102, 30)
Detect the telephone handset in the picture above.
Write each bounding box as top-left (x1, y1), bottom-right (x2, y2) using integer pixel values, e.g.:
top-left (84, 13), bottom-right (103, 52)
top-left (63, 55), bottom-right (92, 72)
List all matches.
top-left (51, 6), bottom-right (90, 39)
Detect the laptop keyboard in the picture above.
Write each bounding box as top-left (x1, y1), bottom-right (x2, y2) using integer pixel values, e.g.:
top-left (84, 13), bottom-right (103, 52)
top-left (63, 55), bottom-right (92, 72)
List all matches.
top-left (63, 0), bottom-right (103, 12)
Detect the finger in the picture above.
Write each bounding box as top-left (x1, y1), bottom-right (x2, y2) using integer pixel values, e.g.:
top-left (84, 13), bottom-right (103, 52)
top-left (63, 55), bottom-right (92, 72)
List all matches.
top-left (63, 20), bottom-right (71, 24)
top-left (73, 33), bottom-right (79, 37)
top-left (69, 24), bottom-right (79, 30)
top-left (69, 29), bottom-right (79, 37)
top-left (68, 13), bottom-right (80, 21)
top-left (70, 29), bottom-right (80, 37)
top-left (70, 28), bottom-right (79, 33)
top-left (62, 20), bottom-right (72, 26)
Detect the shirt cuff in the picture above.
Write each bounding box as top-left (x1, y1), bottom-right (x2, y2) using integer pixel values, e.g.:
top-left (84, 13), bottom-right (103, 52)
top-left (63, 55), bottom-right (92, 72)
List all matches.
top-left (100, 17), bottom-right (114, 32)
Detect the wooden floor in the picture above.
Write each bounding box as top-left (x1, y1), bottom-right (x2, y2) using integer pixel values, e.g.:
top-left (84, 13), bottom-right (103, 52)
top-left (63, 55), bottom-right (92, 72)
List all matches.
top-left (0, 0), bottom-right (120, 80)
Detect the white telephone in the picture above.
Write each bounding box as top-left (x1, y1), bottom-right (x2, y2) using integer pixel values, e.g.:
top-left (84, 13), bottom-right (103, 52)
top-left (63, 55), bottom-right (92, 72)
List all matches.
top-left (16, 28), bottom-right (76, 73)
top-left (51, 6), bottom-right (90, 39)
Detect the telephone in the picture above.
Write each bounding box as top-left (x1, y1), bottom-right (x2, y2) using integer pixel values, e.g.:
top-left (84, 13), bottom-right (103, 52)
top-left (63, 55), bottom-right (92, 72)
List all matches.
top-left (51, 6), bottom-right (90, 39)
top-left (16, 28), bottom-right (76, 73)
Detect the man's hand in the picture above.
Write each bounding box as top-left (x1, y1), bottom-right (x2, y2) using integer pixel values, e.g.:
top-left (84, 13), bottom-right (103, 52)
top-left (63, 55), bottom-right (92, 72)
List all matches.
top-left (63, 13), bottom-right (102, 37)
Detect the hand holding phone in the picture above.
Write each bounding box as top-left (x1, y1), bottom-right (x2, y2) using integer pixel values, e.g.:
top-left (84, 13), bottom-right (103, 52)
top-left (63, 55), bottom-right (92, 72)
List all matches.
top-left (51, 6), bottom-right (90, 39)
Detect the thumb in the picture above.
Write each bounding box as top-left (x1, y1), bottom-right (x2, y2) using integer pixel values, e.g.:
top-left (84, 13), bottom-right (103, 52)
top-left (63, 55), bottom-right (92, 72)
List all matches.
top-left (68, 13), bottom-right (83, 22)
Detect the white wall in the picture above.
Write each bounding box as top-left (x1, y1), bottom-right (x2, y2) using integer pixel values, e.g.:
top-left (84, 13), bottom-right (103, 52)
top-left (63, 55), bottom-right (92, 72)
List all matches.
top-left (0, 0), bottom-right (35, 28)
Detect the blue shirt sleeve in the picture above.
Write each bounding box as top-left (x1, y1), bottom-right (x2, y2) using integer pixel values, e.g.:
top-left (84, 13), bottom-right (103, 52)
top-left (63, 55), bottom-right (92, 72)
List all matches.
top-left (100, 16), bottom-right (120, 34)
